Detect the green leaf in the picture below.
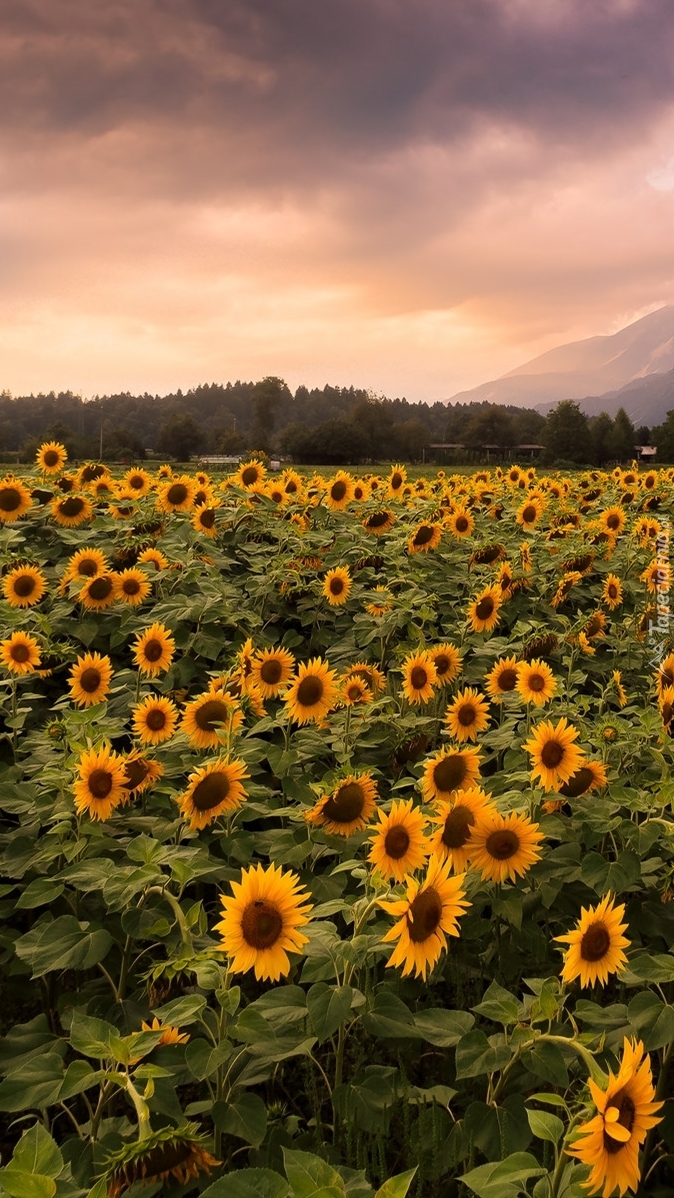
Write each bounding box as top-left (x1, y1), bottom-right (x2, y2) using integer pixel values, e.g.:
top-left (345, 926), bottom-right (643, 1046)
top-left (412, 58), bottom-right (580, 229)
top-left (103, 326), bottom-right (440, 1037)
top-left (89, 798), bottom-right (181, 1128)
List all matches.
top-left (527, 1109), bottom-right (564, 1145)
top-left (0, 1053), bottom-right (65, 1112)
top-left (0, 1169), bottom-right (57, 1198)
top-left (373, 1169), bottom-right (417, 1198)
top-left (360, 991), bottom-right (421, 1040)
top-left (11, 1124), bottom-right (63, 1178)
top-left (58, 1060), bottom-right (101, 1100)
top-left (14, 879), bottom-right (65, 910)
top-left (627, 991), bottom-right (674, 1050)
top-left (282, 1149), bottom-right (346, 1198)
top-left (472, 982), bottom-right (523, 1026)
top-left (152, 994), bottom-right (207, 1026)
top-left (626, 954), bottom-right (674, 983)
top-left (460, 1152), bottom-right (547, 1198)
top-left (521, 1041), bottom-right (569, 1088)
top-left (307, 984), bottom-right (353, 1041)
top-left (68, 1014), bottom-right (116, 1059)
top-left (213, 1093), bottom-right (268, 1147)
top-left (184, 1038), bottom-right (233, 1081)
top-left (201, 1168), bottom-right (289, 1198)
top-left (455, 1030), bottom-right (511, 1079)
top-left (14, 916), bottom-right (112, 977)
top-left (333, 1067), bottom-right (400, 1134)
top-left (413, 1008), bottom-right (474, 1047)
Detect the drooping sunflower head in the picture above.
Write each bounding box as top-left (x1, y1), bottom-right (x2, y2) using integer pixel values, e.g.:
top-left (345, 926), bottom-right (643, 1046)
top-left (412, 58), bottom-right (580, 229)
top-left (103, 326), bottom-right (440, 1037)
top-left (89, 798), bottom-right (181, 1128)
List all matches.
top-left (2, 564), bottom-right (47, 609)
top-left (177, 757), bottom-right (249, 829)
top-left (0, 477), bottom-right (32, 523)
top-left (367, 798), bottom-right (428, 882)
top-left (214, 862), bottom-right (313, 981)
top-left (408, 522), bottom-right (442, 554)
top-left (104, 1124), bottom-right (219, 1197)
top-left (444, 687), bottom-right (491, 743)
top-left (322, 566), bottom-right (352, 606)
top-left (470, 808), bottom-right (544, 884)
top-left (550, 570), bottom-right (583, 608)
top-left (364, 585), bottom-right (394, 617)
top-left (401, 650), bottom-right (438, 706)
top-left (307, 772), bottom-right (378, 836)
top-left (378, 855), bottom-right (470, 980)
top-left (420, 745), bottom-right (482, 802)
top-left (121, 752), bottom-right (163, 798)
top-left (72, 744), bottom-right (127, 821)
top-left (36, 440), bottom-right (68, 474)
top-left (283, 657), bottom-right (338, 725)
top-left (132, 623), bottom-right (176, 676)
top-left (362, 508), bottom-right (395, 535)
top-left (559, 760), bottom-right (608, 797)
top-left (0, 630), bottom-right (41, 675)
top-left (68, 651), bottom-right (113, 708)
top-left (428, 787), bottom-right (495, 871)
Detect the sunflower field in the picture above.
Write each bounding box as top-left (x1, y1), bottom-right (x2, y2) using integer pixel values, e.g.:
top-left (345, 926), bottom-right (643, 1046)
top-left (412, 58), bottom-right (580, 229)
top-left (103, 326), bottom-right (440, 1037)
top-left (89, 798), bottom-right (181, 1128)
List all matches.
top-left (0, 447), bottom-right (673, 1198)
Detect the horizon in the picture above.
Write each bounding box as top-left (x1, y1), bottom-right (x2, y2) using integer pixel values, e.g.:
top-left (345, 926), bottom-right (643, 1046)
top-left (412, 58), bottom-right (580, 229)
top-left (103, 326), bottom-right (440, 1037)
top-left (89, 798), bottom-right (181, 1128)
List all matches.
top-left (2, 2), bottom-right (674, 400)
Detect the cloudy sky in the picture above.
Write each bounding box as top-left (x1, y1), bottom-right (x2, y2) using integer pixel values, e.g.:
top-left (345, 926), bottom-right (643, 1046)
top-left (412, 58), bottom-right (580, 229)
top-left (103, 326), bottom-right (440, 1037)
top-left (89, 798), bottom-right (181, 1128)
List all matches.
top-left (2, 0), bottom-right (674, 401)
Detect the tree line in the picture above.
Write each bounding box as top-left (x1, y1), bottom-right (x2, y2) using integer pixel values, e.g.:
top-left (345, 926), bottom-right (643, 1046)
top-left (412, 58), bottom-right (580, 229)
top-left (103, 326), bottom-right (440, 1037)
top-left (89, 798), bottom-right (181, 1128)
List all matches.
top-left (0, 378), bottom-right (670, 465)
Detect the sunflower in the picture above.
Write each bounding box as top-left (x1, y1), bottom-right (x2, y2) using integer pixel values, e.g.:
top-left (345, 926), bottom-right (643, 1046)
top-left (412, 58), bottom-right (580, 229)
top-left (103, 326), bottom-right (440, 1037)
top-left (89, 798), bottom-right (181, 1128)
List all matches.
top-left (78, 572), bottom-right (120, 610)
top-left (368, 799), bottom-right (428, 882)
top-left (516, 497), bottom-right (545, 529)
top-left (401, 651), bottom-right (438, 705)
top-left (484, 655), bottom-right (520, 702)
top-left (237, 459), bottom-right (267, 490)
top-left (77, 462), bottom-right (108, 486)
top-left (470, 543), bottom-right (506, 567)
top-left (387, 464), bottom-right (407, 498)
top-left (446, 507), bottom-right (474, 538)
top-left (420, 745), bottom-right (482, 802)
top-left (362, 509), bottom-right (396, 535)
top-left (408, 522), bottom-right (442, 554)
top-left (72, 745), bottom-right (127, 821)
top-left (51, 494), bottom-right (93, 527)
top-left (117, 568), bottom-right (152, 606)
top-left (378, 856), bottom-right (469, 980)
top-left (182, 691), bottom-right (243, 749)
top-left (251, 647), bottom-right (296, 698)
top-left (600, 506), bottom-right (627, 536)
top-left (177, 758), bottom-right (249, 829)
top-left (365, 586), bottom-right (393, 617)
top-left (555, 894), bottom-right (629, 989)
top-left (137, 547), bottom-right (169, 571)
top-left (427, 643), bottom-right (462, 687)
top-left (281, 468), bottom-right (303, 497)
top-left (467, 585), bottom-right (502, 634)
top-left (516, 658), bottom-right (557, 706)
top-left (214, 862), bottom-right (313, 981)
top-left (659, 686), bottom-right (674, 734)
top-left (600, 573), bottom-right (622, 611)
top-left (156, 475), bottom-right (196, 513)
top-left (132, 694), bottom-right (179, 744)
top-left (192, 503), bottom-right (219, 536)
top-left (611, 669), bottom-right (628, 708)
top-left (132, 623), bottom-right (176, 676)
top-left (347, 661), bottom-right (386, 696)
top-left (68, 652), bottom-right (113, 707)
top-left (428, 788), bottom-right (495, 872)
top-left (0, 630), bottom-right (41, 675)
top-left (36, 440), bottom-right (67, 474)
top-left (123, 467), bottom-right (152, 496)
top-left (322, 566), bottom-right (352, 606)
top-left (2, 565), bottom-right (47, 608)
top-left (470, 808), bottom-right (544, 884)
top-left (0, 477), bottom-right (32, 522)
top-left (138, 1016), bottom-right (189, 1047)
top-left (444, 687), bottom-right (490, 742)
top-left (524, 717), bottom-right (584, 791)
top-left (567, 1038), bottom-right (663, 1198)
top-left (65, 547), bottom-right (108, 580)
top-left (341, 674), bottom-right (372, 706)
top-left (306, 772), bottom-right (378, 836)
top-left (559, 760), bottom-right (608, 797)
top-left (105, 1125), bottom-right (219, 1198)
top-left (551, 570), bottom-right (583, 608)
top-left (640, 559), bottom-right (669, 593)
top-left (655, 652), bottom-right (674, 696)
top-left (283, 657), bottom-right (338, 725)
top-left (324, 470), bottom-right (354, 510)
top-left (121, 752), bottom-right (163, 798)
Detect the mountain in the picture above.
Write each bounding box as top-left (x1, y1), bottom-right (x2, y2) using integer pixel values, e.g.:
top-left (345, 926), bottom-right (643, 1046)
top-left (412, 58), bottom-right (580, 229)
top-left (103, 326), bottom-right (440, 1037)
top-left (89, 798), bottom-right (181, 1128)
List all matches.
top-left (445, 305), bottom-right (674, 410)
top-left (535, 366), bottom-right (674, 428)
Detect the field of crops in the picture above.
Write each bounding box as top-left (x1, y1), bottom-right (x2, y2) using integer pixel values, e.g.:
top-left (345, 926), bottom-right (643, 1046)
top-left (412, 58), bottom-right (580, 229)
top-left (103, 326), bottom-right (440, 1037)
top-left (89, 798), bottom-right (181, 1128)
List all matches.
top-left (0, 446), bottom-right (673, 1198)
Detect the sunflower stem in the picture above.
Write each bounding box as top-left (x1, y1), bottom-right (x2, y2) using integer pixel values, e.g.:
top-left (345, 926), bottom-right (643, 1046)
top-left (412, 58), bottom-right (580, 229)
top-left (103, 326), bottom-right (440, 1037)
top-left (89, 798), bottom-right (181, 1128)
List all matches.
top-left (123, 1076), bottom-right (153, 1141)
top-left (549, 1112), bottom-right (583, 1198)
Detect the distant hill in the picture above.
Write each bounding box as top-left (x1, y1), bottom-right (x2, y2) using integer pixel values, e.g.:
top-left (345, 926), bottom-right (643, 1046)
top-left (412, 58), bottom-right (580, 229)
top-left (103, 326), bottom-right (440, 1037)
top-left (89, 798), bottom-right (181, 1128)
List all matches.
top-left (534, 366), bottom-right (674, 428)
top-left (445, 305), bottom-right (674, 411)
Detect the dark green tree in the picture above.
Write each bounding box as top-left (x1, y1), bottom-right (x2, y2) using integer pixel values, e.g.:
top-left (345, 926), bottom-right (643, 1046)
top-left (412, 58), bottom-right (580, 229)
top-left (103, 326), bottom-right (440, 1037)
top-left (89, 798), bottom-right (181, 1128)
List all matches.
top-left (652, 410), bottom-right (674, 462)
top-left (542, 401), bottom-right (591, 464)
top-left (589, 412), bottom-right (614, 466)
top-left (463, 405), bottom-right (515, 450)
top-left (607, 407), bottom-right (636, 462)
top-left (157, 414), bottom-right (204, 461)
top-left (250, 377), bottom-right (291, 453)
top-left (635, 425), bottom-right (650, 446)
top-left (214, 428), bottom-right (247, 454)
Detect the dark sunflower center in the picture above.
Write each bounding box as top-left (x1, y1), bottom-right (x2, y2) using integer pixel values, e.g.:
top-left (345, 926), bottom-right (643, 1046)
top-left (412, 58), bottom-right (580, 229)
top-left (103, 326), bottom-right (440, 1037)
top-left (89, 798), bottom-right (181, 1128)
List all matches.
top-left (0, 487), bottom-right (21, 512)
top-left (434, 654), bottom-right (450, 676)
top-left (410, 666), bottom-right (428, 690)
top-left (413, 525), bottom-right (434, 546)
top-left (541, 740), bottom-right (564, 768)
top-left (194, 699), bottom-right (230, 731)
top-left (122, 577), bottom-right (141, 595)
top-left (528, 673), bottom-right (545, 692)
top-left (322, 782), bottom-right (365, 823)
top-left (194, 490), bottom-right (207, 506)
top-left (241, 899), bottom-right (283, 948)
top-left (128, 475), bottom-right (144, 489)
top-left (60, 497), bottom-right (85, 517)
top-left (145, 707), bottom-right (167, 731)
top-left (475, 598), bottom-right (494, 620)
top-left (607, 513), bottom-right (621, 530)
top-left (407, 886), bottom-right (442, 943)
top-left (260, 659), bottom-right (283, 684)
top-left (585, 616), bottom-right (602, 636)
top-left (579, 920), bottom-right (611, 962)
top-left (559, 767), bottom-right (593, 797)
top-left (367, 511), bottom-right (390, 529)
top-left (455, 516), bottom-right (469, 532)
top-left (80, 667), bottom-right (102, 693)
top-left (608, 584), bottom-right (618, 598)
top-left (442, 805), bottom-right (474, 849)
top-left (167, 484), bottom-right (188, 505)
top-left (522, 506), bottom-right (537, 522)
top-left (124, 760), bottom-right (149, 790)
top-left (13, 575), bottom-right (36, 597)
top-left (391, 472), bottom-right (403, 489)
top-left (88, 577), bottom-right (113, 600)
top-left (603, 1095), bottom-right (636, 1155)
top-left (241, 466), bottom-right (259, 486)
top-left (497, 668), bottom-right (517, 692)
top-left (329, 577), bottom-right (345, 594)
top-left (330, 480), bottom-right (347, 501)
top-left (76, 558), bottom-right (100, 576)
top-left (143, 638), bottom-right (163, 662)
top-left (89, 769), bottom-right (113, 799)
top-left (133, 1139), bottom-right (193, 1177)
top-left (199, 508), bottom-right (216, 528)
top-left (285, 479), bottom-right (298, 493)
top-left (485, 829), bottom-right (520, 860)
top-left (384, 825), bottom-right (411, 859)
top-left (433, 755), bottom-right (467, 792)
top-left (457, 703), bottom-right (476, 727)
top-left (663, 702), bottom-right (673, 727)
top-left (10, 643), bottom-right (30, 663)
top-left (346, 683), bottom-right (363, 701)
top-left (192, 772), bottom-right (230, 810)
top-left (43, 449), bottom-right (60, 466)
top-left (296, 676), bottom-right (324, 707)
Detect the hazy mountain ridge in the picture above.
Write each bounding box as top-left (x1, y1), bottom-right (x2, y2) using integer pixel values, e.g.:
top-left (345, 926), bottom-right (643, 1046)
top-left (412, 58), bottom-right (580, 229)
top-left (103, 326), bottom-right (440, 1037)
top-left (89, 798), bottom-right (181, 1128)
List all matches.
top-left (534, 366), bottom-right (674, 428)
top-left (445, 306), bottom-right (674, 417)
